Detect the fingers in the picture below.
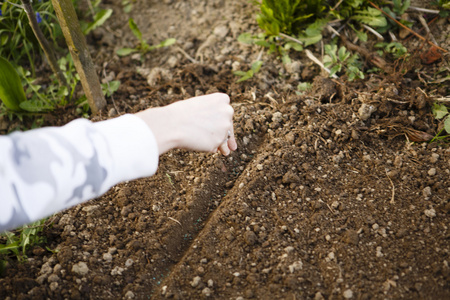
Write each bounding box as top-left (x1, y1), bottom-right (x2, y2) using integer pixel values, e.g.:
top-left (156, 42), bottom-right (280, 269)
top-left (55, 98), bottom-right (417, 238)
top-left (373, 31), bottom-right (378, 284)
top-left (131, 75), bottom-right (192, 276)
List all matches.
top-left (217, 126), bottom-right (237, 156)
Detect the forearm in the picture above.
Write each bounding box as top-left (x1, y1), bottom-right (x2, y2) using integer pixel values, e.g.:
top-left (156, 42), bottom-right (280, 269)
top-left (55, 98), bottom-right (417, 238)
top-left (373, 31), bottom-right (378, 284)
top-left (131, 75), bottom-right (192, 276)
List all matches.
top-left (0, 114), bottom-right (159, 231)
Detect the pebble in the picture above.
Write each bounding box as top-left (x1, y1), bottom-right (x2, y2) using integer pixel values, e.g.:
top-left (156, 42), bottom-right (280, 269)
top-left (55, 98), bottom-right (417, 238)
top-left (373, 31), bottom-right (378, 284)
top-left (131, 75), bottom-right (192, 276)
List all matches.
top-left (256, 164), bottom-right (263, 170)
top-left (103, 253), bottom-right (113, 262)
top-left (49, 282), bottom-right (59, 292)
top-left (111, 266), bottom-right (124, 276)
top-left (71, 262), bottom-right (89, 276)
top-left (430, 153), bottom-right (439, 163)
top-left (331, 201), bottom-right (339, 209)
top-left (343, 289), bottom-right (353, 299)
top-left (208, 279), bottom-right (214, 287)
top-left (47, 274), bottom-right (60, 283)
top-left (108, 108), bottom-right (117, 118)
top-left (213, 25), bottom-right (229, 38)
top-left (288, 261), bottom-right (303, 273)
top-left (428, 168), bottom-right (436, 176)
top-left (125, 291), bottom-right (135, 299)
top-left (358, 104), bottom-right (377, 121)
top-left (424, 208), bottom-right (436, 218)
top-left (40, 262), bottom-right (52, 275)
top-left (202, 287), bottom-right (212, 297)
top-left (125, 259), bottom-right (134, 267)
top-left (423, 186), bottom-right (432, 197)
top-left (191, 276), bottom-right (201, 287)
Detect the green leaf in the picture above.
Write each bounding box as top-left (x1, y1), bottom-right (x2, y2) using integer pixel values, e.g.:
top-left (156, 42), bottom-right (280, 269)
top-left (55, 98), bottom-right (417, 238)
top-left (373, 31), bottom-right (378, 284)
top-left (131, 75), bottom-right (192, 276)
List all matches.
top-left (83, 9), bottom-right (113, 35)
top-left (0, 241), bottom-right (19, 254)
top-left (297, 33), bottom-right (322, 47)
top-left (158, 38), bottom-right (176, 48)
top-left (444, 117), bottom-right (450, 133)
top-left (233, 71), bottom-right (248, 77)
top-left (432, 103), bottom-right (448, 119)
top-left (251, 61), bottom-right (263, 73)
top-left (19, 100), bottom-right (53, 112)
top-left (285, 42), bottom-right (303, 51)
top-left (238, 33), bottom-right (254, 44)
top-left (116, 48), bottom-right (137, 56)
top-left (352, 8), bottom-right (387, 27)
top-left (0, 57), bottom-right (26, 111)
top-left (128, 18), bottom-right (143, 42)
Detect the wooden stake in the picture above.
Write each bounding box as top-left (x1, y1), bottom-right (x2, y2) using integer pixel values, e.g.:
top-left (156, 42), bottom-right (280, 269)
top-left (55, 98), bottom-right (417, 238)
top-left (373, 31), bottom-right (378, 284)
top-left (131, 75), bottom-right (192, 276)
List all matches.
top-left (51, 0), bottom-right (106, 114)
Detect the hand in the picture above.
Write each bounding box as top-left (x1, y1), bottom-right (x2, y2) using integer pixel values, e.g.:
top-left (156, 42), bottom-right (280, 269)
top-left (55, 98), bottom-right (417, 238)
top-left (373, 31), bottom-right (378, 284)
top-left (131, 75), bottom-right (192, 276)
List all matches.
top-left (136, 93), bottom-right (237, 156)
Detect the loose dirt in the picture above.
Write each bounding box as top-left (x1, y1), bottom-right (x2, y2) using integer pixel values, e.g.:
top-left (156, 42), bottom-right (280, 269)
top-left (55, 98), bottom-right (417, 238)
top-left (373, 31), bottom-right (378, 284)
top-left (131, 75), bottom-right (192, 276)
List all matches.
top-left (1, 0), bottom-right (449, 299)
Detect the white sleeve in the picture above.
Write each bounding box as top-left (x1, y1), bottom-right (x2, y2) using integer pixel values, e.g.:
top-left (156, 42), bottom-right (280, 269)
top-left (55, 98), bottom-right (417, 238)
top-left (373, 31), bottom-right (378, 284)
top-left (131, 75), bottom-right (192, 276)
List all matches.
top-left (0, 114), bottom-right (159, 231)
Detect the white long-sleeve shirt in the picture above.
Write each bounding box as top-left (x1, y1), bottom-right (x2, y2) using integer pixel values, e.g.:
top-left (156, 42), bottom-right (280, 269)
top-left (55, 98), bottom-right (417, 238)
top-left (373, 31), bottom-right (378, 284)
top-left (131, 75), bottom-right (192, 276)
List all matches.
top-left (0, 114), bottom-right (159, 231)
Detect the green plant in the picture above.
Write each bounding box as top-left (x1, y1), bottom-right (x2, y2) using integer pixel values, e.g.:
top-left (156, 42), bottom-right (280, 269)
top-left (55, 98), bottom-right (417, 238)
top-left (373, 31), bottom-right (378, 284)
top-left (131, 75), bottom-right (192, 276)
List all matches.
top-left (255, 0), bottom-right (327, 36)
top-left (0, 0), bottom-right (62, 76)
top-left (0, 56), bottom-right (27, 111)
top-left (431, 103), bottom-right (450, 141)
top-left (117, 18), bottom-right (176, 57)
top-left (323, 44), bottom-right (364, 81)
top-left (375, 41), bottom-right (408, 59)
top-left (234, 60), bottom-right (263, 83)
top-left (0, 219), bottom-right (48, 275)
top-left (121, 0), bottom-right (135, 13)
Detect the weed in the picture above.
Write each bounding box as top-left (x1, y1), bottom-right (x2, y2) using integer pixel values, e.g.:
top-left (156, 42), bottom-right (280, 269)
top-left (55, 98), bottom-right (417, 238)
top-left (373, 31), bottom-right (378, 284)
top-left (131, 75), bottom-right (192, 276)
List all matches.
top-left (0, 219), bottom-right (48, 275)
top-left (323, 44), bottom-right (364, 81)
top-left (375, 42), bottom-right (408, 59)
top-left (296, 82), bottom-right (312, 95)
top-left (430, 103), bottom-right (450, 142)
top-left (255, 0), bottom-right (326, 36)
top-left (234, 61), bottom-right (263, 82)
top-left (0, 0), bottom-right (62, 76)
top-left (117, 18), bottom-right (176, 57)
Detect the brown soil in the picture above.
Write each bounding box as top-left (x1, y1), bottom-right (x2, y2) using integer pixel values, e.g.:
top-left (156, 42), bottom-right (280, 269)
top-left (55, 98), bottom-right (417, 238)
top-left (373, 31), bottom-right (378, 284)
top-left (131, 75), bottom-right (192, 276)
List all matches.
top-left (1, 0), bottom-right (449, 299)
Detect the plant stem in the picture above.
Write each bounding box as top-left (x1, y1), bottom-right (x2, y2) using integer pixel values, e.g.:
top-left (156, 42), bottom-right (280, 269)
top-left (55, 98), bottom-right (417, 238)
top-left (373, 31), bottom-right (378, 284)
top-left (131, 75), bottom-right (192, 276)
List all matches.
top-left (20, 0), bottom-right (69, 89)
top-left (51, 0), bottom-right (106, 114)
top-left (368, 1), bottom-right (448, 53)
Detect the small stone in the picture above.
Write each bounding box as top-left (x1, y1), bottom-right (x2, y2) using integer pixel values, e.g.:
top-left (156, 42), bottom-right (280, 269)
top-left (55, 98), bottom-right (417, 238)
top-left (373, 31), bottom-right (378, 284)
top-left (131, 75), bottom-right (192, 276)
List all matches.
top-left (331, 201), bottom-right (339, 209)
top-left (315, 291), bottom-right (325, 300)
top-left (430, 153), bottom-right (439, 163)
top-left (40, 262), bottom-right (52, 275)
top-left (256, 164), bottom-right (263, 171)
top-left (49, 282), bottom-right (59, 292)
top-left (428, 168), bottom-right (436, 176)
top-left (285, 246), bottom-right (294, 253)
top-left (191, 276), bottom-right (201, 287)
top-left (108, 108), bottom-right (117, 118)
top-left (202, 287), bottom-right (212, 297)
top-left (111, 266), bottom-right (124, 276)
top-left (372, 223), bottom-right (379, 230)
top-left (71, 262), bottom-right (89, 276)
top-left (47, 274), bottom-right (60, 283)
top-left (343, 289), bottom-right (353, 299)
top-left (424, 208), bottom-right (436, 218)
top-left (167, 56), bottom-right (178, 68)
top-left (288, 261), bottom-right (303, 273)
top-left (213, 25), bottom-right (229, 38)
top-left (423, 186), bottom-right (432, 197)
top-left (103, 253), bottom-right (113, 262)
top-left (244, 231), bottom-right (258, 246)
top-left (207, 279), bottom-right (214, 287)
top-left (125, 291), bottom-right (135, 299)
top-left (125, 259), bottom-right (134, 267)
top-left (358, 104), bottom-right (377, 121)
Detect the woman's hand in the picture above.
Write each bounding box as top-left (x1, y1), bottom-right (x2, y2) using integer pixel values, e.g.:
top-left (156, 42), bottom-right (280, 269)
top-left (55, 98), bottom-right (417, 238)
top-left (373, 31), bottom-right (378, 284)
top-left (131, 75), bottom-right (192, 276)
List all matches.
top-left (136, 93), bottom-right (237, 156)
